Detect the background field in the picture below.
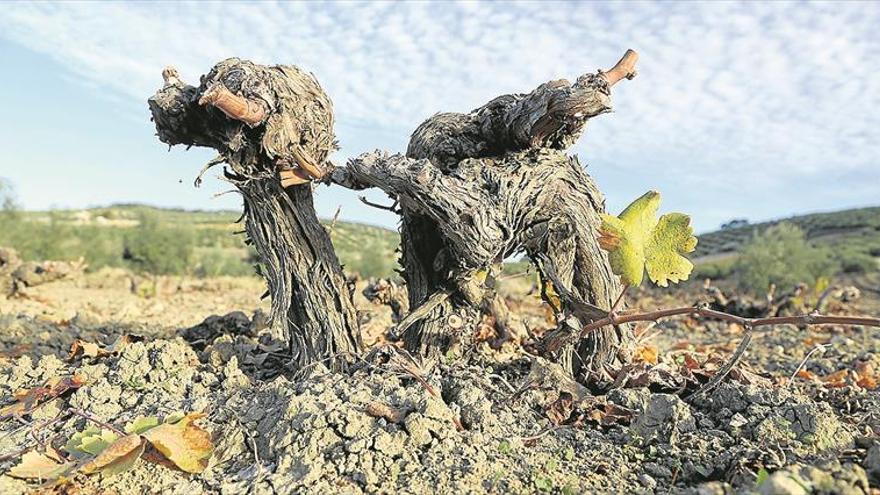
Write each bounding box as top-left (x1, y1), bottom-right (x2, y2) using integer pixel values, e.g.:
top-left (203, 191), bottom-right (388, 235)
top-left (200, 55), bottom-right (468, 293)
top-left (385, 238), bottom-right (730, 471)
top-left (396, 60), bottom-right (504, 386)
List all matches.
top-left (0, 204), bottom-right (400, 279)
top-left (2, 204), bottom-right (877, 287)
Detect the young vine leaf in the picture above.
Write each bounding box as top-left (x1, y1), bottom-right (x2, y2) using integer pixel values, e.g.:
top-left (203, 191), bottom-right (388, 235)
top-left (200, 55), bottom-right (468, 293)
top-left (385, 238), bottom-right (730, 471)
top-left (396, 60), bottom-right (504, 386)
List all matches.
top-left (124, 415), bottom-right (160, 434)
top-left (598, 191), bottom-right (697, 287)
top-left (64, 426), bottom-right (118, 459)
top-left (13, 412), bottom-right (215, 484)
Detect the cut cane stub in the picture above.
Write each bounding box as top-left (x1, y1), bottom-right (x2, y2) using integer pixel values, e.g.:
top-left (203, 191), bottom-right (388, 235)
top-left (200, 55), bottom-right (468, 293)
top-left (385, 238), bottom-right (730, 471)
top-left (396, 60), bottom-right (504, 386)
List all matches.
top-left (280, 168), bottom-right (313, 187)
top-left (277, 146), bottom-right (327, 187)
top-left (601, 49), bottom-right (639, 86)
top-left (198, 84), bottom-right (267, 126)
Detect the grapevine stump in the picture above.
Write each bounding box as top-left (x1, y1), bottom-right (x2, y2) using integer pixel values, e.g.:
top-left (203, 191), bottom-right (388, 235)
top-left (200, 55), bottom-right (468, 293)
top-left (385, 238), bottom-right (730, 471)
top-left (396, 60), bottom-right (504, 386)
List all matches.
top-left (149, 50), bottom-right (640, 384)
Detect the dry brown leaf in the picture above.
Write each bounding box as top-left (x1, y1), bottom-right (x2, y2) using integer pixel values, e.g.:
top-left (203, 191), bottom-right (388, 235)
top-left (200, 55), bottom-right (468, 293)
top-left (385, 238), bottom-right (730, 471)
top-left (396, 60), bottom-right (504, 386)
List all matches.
top-left (69, 335), bottom-right (141, 361)
top-left (81, 434), bottom-right (145, 476)
top-left (796, 369), bottom-right (818, 381)
top-left (599, 403), bottom-right (635, 426)
top-left (855, 361), bottom-right (875, 377)
top-left (0, 375), bottom-right (85, 419)
top-left (7, 450), bottom-right (75, 480)
top-left (857, 374), bottom-right (878, 390)
top-left (69, 340), bottom-right (109, 360)
top-left (821, 370), bottom-right (850, 388)
top-left (855, 361), bottom-right (878, 390)
top-left (802, 336), bottom-right (829, 347)
top-left (141, 445), bottom-right (179, 471)
top-left (545, 392), bottom-right (575, 425)
top-left (634, 345), bottom-right (659, 365)
top-left (142, 413), bottom-right (213, 473)
top-left (473, 316), bottom-right (498, 344)
top-left (683, 354), bottom-right (701, 370)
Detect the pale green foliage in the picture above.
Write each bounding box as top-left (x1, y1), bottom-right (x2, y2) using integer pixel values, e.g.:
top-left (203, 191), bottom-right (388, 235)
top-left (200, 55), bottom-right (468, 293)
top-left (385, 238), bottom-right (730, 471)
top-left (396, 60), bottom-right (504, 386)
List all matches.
top-left (0, 177), bottom-right (18, 212)
top-left (123, 212), bottom-right (195, 275)
top-left (64, 427), bottom-right (118, 459)
top-left (0, 178), bottom-right (20, 232)
top-left (734, 223), bottom-right (837, 295)
top-left (124, 416), bottom-right (160, 434)
top-left (598, 191), bottom-right (697, 287)
top-left (25, 413), bottom-right (215, 482)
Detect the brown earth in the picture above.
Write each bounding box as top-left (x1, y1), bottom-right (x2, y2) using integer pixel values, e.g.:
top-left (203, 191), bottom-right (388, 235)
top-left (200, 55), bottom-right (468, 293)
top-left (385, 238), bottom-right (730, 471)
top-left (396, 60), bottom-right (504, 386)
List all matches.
top-left (0, 270), bottom-right (879, 494)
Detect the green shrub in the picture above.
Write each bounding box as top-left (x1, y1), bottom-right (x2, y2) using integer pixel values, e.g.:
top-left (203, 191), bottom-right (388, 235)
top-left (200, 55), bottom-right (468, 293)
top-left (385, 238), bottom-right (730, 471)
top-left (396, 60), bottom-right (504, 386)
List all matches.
top-left (834, 248), bottom-right (878, 273)
top-left (0, 178), bottom-right (18, 213)
top-left (733, 223), bottom-right (837, 295)
top-left (349, 245), bottom-right (398, 279)
top-left (123, 213), bottom-right (195, 275)
top-left (693, 258), bottom-right (736, 280)
top-left (193, 247), bottom-right (255, 278)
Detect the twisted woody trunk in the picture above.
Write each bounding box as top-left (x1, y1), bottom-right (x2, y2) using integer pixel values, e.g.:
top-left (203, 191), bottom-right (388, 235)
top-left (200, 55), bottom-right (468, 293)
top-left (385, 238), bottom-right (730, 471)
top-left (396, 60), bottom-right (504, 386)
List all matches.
top-left (148, 50), bottom-right (639, 384)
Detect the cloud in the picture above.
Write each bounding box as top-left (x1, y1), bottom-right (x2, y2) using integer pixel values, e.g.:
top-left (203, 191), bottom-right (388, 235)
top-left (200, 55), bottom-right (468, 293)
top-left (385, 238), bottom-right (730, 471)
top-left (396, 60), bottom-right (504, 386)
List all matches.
top-left (1, 1), bottom-right (878, 230)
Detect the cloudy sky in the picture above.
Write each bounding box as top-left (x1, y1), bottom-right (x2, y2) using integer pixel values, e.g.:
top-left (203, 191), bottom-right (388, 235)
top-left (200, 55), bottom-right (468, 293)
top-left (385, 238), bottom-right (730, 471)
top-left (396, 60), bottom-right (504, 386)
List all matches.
top-left (0, 1), bottom-right (877, 233)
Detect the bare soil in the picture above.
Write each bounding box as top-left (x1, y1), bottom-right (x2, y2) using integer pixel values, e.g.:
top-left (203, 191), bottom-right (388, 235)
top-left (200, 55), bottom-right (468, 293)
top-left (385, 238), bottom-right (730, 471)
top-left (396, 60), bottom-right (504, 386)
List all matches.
top-left (1, 271), bottom-right (879, 494)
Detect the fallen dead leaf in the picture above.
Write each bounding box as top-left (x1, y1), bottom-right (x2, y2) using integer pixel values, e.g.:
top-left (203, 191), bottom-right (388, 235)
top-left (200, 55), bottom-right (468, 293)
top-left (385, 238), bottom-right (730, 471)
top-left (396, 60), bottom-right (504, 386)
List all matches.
top-left (796, 369), bottom-right (818, 381)
top-left (69, 340), bottom-right (109, 360)
top-left (682, 353), bottom-right (701, 370)
top-left (7, 450), bottom-right (75, 480)
top-left (634, 345), bottom-right (659, 365)
top-left (142, 413), bottom-right (213, 473)
top-left (855, 361), bottom-right (878, 390)
top-left (69, 335), bottom-right (142, 361)
top-left (857, 374), bottom-right (878, 390)
top-left (0, 375), bottom-right (85, 420)
top-left (545, 392), bottom-right (575, 425)
top-left (597, 403), bottom-right (635, 426)
top-left (64, 427), bottom-right (119, 459)
top-left (821, 370), bottom-right (850, 388)
top-left (81, 434), bottom-right (146, 476)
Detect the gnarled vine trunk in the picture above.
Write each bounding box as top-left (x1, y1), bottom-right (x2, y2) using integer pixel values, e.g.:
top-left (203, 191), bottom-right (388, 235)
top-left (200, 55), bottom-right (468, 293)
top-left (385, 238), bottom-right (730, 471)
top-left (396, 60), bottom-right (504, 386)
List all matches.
top-left (148, 59), bottom-right (361, 371)
top-left (148, 50), bottom-right (639, 384)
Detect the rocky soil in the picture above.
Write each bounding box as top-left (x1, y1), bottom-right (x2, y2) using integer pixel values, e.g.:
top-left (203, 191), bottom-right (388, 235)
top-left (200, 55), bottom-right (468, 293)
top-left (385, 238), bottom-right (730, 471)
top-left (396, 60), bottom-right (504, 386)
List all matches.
top-left (0, 272), bottom-right (878, 494)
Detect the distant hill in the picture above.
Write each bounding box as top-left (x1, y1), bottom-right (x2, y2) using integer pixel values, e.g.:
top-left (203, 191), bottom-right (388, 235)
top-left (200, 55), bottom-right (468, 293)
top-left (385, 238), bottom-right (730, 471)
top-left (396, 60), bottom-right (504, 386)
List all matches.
top-left (1, 204), bottom-right (400, 278)
top-left (694, 206), bottom-right (880, 262)
top-left (6, 204), bottom-right (878, 280)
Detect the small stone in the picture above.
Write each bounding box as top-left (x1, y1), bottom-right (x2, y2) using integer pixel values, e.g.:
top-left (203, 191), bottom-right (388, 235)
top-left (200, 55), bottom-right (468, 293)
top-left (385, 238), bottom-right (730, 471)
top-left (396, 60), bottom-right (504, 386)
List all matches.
top-left (759, 472), bottom-right (808, 495)
top-left (404, 413), bottom-right (433, 447)
top-left (374, 430), bottom-right (406, 457)
top-left (637, 473), bottom-right (656, 490)
top-left (729, 413), bottom-right (748, 428)
top-left (608, 387), bottom-right (651, 413)
top-left (865, 444), bottom-right (880, 483)
top-left (631, 394), bottom-right (696, 444)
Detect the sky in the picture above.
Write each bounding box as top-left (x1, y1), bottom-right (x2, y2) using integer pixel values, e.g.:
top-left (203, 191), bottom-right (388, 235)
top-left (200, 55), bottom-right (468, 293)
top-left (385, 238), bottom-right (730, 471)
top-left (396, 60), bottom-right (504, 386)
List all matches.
top-left (0, 1), bottom-right (877, 233)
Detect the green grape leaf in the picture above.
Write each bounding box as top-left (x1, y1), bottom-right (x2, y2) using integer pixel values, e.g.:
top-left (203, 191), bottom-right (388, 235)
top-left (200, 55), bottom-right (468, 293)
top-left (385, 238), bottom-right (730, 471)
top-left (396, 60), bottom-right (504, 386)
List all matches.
top-left (64, 426), bottom-right (119, 459)
top-left (124, 415), bottom-right (160, 434)
top-left (598, 191), bottom-right (697, 287)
